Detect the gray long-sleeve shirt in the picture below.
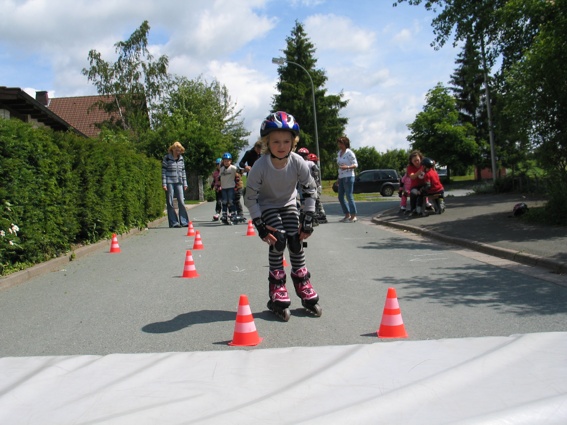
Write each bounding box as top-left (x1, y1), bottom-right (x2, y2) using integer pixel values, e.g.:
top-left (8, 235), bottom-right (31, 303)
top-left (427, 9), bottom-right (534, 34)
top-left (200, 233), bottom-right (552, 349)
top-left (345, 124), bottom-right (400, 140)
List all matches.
top-left (244, 152), bottom-right (316, 219)
top-left (162, 154), bottom-right (187, 187)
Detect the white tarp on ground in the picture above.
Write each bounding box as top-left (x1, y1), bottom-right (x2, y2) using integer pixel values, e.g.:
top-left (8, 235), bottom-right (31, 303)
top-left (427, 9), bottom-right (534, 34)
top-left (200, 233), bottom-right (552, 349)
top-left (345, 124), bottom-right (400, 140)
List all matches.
top-left (1, 332), bottom-right (567, 425)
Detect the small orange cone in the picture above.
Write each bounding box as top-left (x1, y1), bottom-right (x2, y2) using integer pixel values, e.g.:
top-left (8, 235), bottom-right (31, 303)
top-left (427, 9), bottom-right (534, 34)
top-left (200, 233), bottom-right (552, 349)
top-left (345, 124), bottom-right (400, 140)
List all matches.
top-left (186, 221), bottom-right (195, 236)
top-left (283, 255), bottom-right (289, 267)
top-left (109, 233), bottom-right (121, 253)
top-left (377, 287), bottom-right (408, 338)
top-left (181, 250), bottom-right (199, 278)
top-left (246, 220), bottom-right (255, 236)
top-left (229, 294), bottom-right (262, 346)
top-left (192, 230), bottom-right (204, 250)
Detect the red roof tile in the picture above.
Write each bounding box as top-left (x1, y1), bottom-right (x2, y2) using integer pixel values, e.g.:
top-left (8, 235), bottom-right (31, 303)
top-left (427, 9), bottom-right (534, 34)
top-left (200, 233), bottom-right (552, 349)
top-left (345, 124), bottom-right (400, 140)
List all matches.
top-left (48, 95), bottom-right (120, 138)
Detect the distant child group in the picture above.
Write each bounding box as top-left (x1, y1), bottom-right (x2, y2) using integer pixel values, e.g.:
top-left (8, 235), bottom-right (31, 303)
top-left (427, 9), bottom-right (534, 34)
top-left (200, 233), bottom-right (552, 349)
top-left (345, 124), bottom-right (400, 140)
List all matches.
top-left (399, 150), bottom-right (445, 217)
top-left (209, 153), bottom-right (244, 225)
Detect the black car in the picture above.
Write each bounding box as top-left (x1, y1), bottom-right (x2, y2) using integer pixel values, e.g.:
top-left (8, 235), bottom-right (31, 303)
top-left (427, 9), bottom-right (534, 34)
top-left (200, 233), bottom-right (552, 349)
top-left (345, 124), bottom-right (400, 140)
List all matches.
top-left (332, 169), bottom-right (400, 196)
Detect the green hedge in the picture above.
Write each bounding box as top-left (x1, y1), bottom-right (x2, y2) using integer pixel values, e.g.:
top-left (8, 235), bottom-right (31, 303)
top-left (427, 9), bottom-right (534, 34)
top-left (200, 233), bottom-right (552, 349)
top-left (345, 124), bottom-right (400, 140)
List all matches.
top-left (0, 119), bottom-right (163, 276)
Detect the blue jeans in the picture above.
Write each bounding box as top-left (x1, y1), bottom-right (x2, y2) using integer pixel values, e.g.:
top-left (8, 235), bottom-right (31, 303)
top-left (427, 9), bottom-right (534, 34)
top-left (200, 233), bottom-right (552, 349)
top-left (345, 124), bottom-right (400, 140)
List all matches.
top-left (221, 188), bottom-right (236, 215)
top-left (166, 184), bottom-right (189, 227)
top-left (338, 176), bottom-right (357, 216)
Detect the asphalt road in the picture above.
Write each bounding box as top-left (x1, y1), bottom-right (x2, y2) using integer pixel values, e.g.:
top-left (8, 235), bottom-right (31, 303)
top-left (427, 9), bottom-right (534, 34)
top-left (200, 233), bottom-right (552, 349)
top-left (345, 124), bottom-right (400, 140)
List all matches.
top-left (2, 200), bottom-right (567, 357)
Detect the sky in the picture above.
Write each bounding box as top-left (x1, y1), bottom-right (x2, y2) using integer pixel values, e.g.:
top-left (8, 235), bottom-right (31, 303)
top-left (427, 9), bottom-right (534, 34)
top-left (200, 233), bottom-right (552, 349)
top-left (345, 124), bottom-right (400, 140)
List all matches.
top-left (0, 0), bottom-right (460, 155)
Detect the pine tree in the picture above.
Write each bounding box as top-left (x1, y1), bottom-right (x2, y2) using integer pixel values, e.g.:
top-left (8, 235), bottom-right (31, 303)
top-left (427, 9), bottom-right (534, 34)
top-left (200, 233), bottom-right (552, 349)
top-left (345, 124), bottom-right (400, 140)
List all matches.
top-left (448, 37), bottom-right (489, 179)
top-left (272, 21), bottom-right (348, 179)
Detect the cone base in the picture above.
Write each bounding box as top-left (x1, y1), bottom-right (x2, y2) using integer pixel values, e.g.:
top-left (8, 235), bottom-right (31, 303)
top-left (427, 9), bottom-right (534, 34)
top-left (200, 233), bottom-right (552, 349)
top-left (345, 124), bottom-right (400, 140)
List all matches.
top-left (377, 325), bottom-right (408, 339)
top-left (228, 336), bottom-right (263, 346)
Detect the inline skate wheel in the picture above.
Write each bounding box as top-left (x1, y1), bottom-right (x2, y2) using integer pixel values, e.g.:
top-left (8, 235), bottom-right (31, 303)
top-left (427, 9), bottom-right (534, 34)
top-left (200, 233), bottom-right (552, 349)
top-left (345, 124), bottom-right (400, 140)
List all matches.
top-left (304, 302), bottom-right (322, 317)
top-left (267, 301), bottom-right (291, 322)
top-left (280, 308), bottom-right (291, 321)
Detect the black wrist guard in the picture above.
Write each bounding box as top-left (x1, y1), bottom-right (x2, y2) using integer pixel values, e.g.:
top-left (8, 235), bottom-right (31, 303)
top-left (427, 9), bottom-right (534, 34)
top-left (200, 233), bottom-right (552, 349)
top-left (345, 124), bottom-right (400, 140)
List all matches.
top-left (253, 217), bottom-right (269, 239)
top-left (301, 212), bottom-right (315, 235)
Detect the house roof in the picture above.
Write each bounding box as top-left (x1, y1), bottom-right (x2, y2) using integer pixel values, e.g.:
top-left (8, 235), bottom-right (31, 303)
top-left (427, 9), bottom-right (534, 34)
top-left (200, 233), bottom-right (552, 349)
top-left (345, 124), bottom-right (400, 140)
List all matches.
top-left (0, 86), bottom-right (85, 136)
top-left (48, 95), bottom-right (120, 138)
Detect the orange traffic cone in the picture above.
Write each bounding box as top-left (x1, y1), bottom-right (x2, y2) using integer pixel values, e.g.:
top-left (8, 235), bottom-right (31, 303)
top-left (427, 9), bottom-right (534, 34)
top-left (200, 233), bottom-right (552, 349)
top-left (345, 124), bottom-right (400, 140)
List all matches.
top-left (109, 233), bottom-right (121, 253)
top-left (229, 294), bottom-right (262, 346)
top-left (186, 221), bottom-right (195, 236)
top-left (377, 287), bottom-right (408, 338)
top-left (181, 250), bottom-right (199, 278)
top-left (283, 255), bottom-right (289, 267)
top-left (192, 230), bottom-right (204, 250)
top-left (246, 220), bottom-right (255, 236)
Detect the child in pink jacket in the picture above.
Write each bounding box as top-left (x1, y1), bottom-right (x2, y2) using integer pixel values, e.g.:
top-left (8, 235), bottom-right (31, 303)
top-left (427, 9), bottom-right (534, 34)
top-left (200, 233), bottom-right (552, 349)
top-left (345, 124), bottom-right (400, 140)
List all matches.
top-left (398, 173), bottom-right (411, 213)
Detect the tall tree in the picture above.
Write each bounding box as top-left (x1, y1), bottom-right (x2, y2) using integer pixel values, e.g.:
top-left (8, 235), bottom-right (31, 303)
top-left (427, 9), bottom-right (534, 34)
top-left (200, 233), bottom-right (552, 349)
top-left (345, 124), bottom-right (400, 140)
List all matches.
top-left (394, 0), bottom-right (503, 179)
top-left (448, 37), bottom-right (490, 179)
top-left (449, 38), bottom-right (484, 130)
top-left (143, 76), bottom-right (250, 198)
top-left (503, 0), bottom-right (567, 175)
top-left (380, 149), bottom-right (411, 174)
top-left (353, 146), bottom-right (382, 173)
top-left (82, 21), bottom-right (170, 139)
top-left (407, 83), bottom-right (478, 175)
top-left (272, 21), bottom-right (348, 179)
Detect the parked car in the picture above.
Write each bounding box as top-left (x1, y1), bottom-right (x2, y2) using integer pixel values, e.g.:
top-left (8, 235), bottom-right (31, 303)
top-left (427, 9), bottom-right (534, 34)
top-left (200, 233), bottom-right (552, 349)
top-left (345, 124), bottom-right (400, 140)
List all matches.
top-left (332, 169), bottom-right (400, 196)
top-left (436, 166), bottom-right (449, 183)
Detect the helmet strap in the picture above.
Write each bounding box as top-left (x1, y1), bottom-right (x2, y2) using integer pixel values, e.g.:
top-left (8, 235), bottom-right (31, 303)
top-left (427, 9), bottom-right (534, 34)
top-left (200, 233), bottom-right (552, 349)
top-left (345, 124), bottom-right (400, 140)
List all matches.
top-left (270, 152), bottom-right (290, 161)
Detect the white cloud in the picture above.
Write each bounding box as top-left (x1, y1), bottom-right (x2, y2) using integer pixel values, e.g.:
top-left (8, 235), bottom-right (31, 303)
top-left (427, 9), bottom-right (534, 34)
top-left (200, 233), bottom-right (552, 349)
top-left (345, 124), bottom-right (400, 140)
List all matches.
top-left (290, 0), bottom-right (325, 6)
top-left (1, 0), bottom-right (461, 155)
top-left (208, 60), bottom-right (274, 118)
top-left (305, 14), bottom-right (376, 54)
top-left (164, 1), bottom-right (276, 58)
top-left (393, 28), bottom-right (413, 45)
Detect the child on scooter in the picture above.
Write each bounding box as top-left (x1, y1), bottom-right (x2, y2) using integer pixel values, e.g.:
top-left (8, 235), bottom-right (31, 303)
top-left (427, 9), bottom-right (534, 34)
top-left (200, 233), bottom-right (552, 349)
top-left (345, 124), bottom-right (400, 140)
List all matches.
top-left (418, 157), bottom-right (445, 215)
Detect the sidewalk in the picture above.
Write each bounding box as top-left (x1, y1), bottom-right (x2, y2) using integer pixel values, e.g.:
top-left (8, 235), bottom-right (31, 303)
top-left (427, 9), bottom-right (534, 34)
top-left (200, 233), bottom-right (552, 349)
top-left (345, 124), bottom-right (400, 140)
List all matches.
top-left (372, 193), bottom-right (567, 275)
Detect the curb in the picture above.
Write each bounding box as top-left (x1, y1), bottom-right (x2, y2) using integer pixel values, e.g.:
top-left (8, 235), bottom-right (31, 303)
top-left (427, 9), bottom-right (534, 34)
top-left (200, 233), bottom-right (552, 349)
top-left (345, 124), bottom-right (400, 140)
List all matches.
top-left (0, 203), bottom-right (204, 292)
top-left (372, 213), bottom-right (567, 275)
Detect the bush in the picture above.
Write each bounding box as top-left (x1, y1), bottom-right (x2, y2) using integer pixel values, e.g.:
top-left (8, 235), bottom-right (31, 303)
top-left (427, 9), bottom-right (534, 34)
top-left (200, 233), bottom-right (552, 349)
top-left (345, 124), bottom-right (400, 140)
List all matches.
top-left (493, 173), bottom-right (548, 194)
top-left (0, 119), bottom-right (164, 275)
top-left (542, 172), bottom-right (567, 226)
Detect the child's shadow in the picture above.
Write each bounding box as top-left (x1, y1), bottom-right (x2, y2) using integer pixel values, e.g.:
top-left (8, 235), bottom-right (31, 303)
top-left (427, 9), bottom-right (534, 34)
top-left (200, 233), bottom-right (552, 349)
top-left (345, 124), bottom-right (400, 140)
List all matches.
top-left (142, 310), bottom-right (235, 334)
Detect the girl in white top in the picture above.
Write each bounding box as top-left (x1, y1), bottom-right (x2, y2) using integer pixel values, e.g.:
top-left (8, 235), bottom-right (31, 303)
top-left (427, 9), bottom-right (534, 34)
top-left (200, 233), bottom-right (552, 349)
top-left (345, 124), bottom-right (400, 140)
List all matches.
top-left (336, 136), bottom-right (358, 222)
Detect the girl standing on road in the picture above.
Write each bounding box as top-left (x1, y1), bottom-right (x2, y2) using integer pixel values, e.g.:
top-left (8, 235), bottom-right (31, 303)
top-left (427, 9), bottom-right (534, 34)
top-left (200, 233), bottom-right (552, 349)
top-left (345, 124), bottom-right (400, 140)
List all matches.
top-left (336, 136), bottom-right (358, 222)
top-left (244, 111), bottom-right (321, 321)
top-left (162, 141), bottom-right (189, 228)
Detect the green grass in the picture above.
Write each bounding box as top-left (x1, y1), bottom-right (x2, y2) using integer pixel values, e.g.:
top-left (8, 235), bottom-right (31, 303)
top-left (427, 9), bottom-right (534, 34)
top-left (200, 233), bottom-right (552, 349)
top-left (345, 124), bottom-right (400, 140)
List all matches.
top-left (321, 180), bottom-right (397, 202)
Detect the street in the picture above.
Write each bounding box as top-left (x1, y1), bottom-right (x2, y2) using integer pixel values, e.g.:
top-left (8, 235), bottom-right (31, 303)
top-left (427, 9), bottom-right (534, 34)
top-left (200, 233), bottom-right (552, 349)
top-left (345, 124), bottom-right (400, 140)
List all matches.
top-left (1, 199), bottom-right (567, 357)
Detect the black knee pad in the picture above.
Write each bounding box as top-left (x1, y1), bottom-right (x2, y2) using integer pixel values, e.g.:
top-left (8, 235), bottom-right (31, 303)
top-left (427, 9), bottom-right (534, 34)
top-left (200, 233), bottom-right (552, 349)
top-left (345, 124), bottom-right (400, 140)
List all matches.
top-left (272, 230), bottom-right (287, 252)
top-left (287, 232), bottom-right (303, 254)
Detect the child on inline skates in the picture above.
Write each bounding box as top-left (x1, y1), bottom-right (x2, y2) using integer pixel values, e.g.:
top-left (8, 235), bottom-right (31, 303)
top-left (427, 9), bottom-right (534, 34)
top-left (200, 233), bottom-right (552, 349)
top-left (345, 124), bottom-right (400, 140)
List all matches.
top-left (210, 158), bottom-right (222, 221)
top-left (244, 111), bottom-right (321, 321)
top-left (306, 153), bottom-right (327, 224)
top-left (219, 152), bottom-right (238, 224)
top-left (233, 167), bottom-right (245, 222)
